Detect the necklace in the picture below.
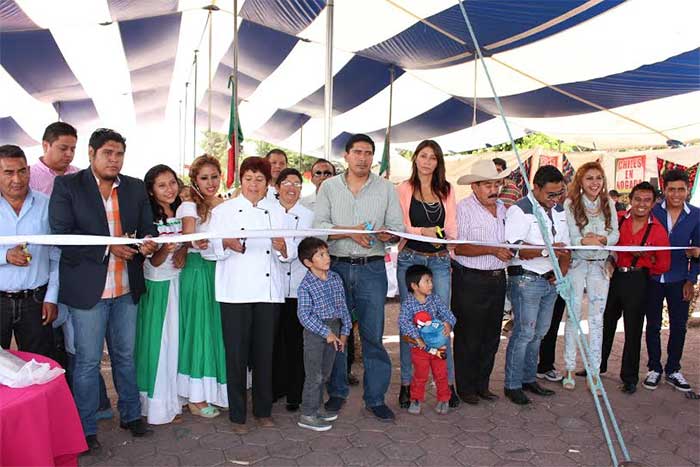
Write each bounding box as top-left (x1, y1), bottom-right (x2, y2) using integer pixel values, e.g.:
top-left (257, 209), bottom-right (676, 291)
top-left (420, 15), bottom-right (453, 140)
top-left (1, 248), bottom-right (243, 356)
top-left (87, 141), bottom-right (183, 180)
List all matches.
top-left (420, 198), bottom-right (443, 224)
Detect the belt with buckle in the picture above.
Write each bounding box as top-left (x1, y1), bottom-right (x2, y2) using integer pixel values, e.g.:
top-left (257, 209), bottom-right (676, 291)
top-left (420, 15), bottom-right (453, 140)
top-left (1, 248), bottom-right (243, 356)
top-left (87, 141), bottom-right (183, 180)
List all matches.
top-left (507, 265), bottom-right (554, 280)
top-left (403, 247), bottom-right (450, 258)
top-left (0, 284), bottom-right (48, 299)
top-left (453, 261), bottom-right (505, 277)
top-left (616, 266), bottom-right (647, 273)
top-left (331, 255), bottom-right (384, 266)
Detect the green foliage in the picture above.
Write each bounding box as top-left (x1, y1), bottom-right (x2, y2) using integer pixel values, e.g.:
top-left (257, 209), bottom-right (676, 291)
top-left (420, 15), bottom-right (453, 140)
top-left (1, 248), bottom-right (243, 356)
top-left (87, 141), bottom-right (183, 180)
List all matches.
top-left (462, 132), bottom-right (577, 155)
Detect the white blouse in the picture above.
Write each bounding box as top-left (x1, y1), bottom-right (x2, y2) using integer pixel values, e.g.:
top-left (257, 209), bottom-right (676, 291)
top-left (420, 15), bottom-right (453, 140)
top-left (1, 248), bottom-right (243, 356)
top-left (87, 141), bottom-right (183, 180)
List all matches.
top-left (144, 217), bottom-right (183, 281)
top-left (278, 202), bottom-right (314, 299)
top-left (201, 196), bottom-right (295, 304)
top-left (176, 201), bottom-right (211, 254)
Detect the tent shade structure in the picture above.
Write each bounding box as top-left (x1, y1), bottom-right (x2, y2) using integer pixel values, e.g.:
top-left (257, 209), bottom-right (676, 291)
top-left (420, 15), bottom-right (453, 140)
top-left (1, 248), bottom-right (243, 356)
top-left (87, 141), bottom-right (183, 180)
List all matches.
top-left (1, 0), bottom-right (699, 176)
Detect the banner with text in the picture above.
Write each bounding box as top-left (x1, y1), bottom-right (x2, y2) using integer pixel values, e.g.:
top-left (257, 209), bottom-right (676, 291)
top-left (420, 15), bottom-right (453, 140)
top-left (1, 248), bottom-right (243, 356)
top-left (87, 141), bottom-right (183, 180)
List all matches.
top-left (614, 155), bottom-right (646, 193)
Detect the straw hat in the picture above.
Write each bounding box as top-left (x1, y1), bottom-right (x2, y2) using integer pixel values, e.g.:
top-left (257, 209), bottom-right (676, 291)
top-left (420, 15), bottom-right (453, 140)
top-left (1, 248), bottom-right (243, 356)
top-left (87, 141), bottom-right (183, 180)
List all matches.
top-left (457, 159), bottom-right (512, 185)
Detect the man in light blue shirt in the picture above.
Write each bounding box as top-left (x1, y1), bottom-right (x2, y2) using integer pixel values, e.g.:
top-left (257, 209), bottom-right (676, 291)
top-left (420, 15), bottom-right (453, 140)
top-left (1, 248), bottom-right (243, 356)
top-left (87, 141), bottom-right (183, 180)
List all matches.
top-left (0, 144), bottom-right (59, 357)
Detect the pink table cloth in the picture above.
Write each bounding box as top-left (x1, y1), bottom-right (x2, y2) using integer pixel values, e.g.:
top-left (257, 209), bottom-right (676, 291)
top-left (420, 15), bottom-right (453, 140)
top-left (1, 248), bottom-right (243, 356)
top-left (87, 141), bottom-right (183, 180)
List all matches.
top-left (0, 351), bottom-right (87, 466)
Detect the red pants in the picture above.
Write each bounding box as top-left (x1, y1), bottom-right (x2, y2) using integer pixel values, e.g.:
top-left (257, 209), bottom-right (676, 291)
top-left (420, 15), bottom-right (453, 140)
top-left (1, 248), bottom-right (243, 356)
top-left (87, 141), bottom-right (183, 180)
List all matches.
top-left (410, 347), bottom-right (450, 402)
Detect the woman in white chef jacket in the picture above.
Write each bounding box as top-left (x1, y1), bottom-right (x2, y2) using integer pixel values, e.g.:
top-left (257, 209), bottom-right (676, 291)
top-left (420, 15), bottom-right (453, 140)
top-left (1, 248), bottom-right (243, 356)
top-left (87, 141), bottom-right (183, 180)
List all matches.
top-left (271, 168), bottom-right (314, 412)
top-left (202, 156), bottom-right (294, 432)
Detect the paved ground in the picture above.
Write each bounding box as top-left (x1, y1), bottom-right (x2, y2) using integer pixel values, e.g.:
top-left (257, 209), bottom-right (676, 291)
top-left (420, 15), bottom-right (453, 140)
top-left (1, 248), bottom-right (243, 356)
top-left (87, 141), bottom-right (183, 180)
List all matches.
top-left (81, 300), bottom-right (700, 467)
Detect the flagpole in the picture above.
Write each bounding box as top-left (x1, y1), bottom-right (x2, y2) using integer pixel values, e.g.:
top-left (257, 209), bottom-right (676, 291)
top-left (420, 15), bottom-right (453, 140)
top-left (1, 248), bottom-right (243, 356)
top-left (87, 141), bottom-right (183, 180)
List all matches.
top-left (192, 50), bottom-right (198, 161)
top-left (207, 6), bottom-right (213, 133)
top-left (380, 66), bottom-right (394, 178)
top-left (183, 82), bottom-right (189, 175)
top-left (233, 0), bottom-right (240, 186)
top-left (299, 123), bottom-right (304, 171)
top-left (323, 0), bottom-right (334, 159)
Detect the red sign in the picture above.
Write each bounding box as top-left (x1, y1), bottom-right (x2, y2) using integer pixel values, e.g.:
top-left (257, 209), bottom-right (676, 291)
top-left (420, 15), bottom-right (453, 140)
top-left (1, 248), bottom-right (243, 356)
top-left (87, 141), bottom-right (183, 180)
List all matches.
top-left (615, 155), bottom-right (646, 193)
top-left (539, 155), bottom-right (559, 169)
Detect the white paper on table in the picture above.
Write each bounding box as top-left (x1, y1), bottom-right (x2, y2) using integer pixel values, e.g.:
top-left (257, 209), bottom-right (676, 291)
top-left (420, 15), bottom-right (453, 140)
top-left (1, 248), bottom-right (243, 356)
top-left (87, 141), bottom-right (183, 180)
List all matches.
top-left (0, 348), bottom-right (65, 388)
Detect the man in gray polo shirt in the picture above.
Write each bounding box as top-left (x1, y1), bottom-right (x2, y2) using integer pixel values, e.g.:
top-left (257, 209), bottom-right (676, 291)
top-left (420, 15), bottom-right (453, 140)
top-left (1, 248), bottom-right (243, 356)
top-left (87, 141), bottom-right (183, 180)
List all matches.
top-left (313, 133), bottom-right (404, 421)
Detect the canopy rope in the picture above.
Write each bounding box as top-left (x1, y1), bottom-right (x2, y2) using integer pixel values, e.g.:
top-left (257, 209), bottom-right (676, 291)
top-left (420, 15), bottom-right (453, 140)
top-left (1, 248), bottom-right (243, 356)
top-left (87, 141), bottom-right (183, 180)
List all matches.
top-left (454, 2), bottom-right (631, 465)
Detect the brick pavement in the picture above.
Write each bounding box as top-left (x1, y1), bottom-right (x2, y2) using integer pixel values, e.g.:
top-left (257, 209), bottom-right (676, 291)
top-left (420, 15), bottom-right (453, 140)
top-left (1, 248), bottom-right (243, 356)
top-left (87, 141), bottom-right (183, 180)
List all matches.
top-left (81, 300), bottom-right (700, 467)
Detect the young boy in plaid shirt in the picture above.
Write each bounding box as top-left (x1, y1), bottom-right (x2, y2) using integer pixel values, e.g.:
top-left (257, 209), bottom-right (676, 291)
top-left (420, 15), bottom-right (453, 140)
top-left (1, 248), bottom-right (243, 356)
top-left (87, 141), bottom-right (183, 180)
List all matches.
top-left (398, 265), bottom-right (456, 415)
top-left (296, 237), bottom-right (352, 431)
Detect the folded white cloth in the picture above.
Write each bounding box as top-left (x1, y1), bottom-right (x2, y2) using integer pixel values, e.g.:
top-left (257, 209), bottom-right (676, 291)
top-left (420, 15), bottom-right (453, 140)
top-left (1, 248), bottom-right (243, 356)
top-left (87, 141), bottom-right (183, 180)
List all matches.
top-left (0, 348), bottom-right (65, 388)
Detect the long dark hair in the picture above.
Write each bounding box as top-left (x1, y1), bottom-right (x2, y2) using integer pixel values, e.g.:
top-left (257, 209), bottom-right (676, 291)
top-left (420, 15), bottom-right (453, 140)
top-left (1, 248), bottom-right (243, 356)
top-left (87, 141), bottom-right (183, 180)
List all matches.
top-left (145, 164), bottom-right (182, 223)
top-left (408, 140), bottom-right (451, 200)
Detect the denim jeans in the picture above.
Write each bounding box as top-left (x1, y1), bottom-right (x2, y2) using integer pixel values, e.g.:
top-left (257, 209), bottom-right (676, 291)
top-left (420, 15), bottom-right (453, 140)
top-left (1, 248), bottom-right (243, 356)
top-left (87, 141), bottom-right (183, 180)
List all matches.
top-left (69, 294), bottom-right (140, 435)
top-left (395, 250), bottom-right (454, 385)
top-left (565, 260), bottom-right (610, 372)
top-left (326, 259), bottom-right (390, 407)
top-left (645, 280), bottom-right (689, 374)
top-left (504, 274), bottom-right (558, 389)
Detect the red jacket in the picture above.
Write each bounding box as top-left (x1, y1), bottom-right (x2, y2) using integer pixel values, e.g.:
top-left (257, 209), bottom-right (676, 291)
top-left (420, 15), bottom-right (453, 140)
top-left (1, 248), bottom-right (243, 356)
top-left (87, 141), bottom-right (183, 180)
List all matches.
top-left (616, 211), bottom-right (670, 276)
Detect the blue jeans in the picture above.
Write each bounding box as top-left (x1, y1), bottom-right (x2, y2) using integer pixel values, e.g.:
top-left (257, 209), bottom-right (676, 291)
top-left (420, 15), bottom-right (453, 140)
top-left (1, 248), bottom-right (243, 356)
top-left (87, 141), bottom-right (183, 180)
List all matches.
top-left (645, 280), bottom-right (689, 374)
top-left (326, 259), bottom-right (390, 407)
top-left (69, 294), bottom-right (140, 435)
top-left (504, 274), bottom-right (558, 390)
top-left (396, 250), bottom-right (454, 385)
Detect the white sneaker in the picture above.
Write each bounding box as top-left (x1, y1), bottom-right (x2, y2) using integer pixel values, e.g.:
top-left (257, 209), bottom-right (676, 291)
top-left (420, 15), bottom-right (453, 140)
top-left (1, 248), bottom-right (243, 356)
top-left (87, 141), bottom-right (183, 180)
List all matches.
top-left (643, 370), bottom-right (661, 390)
top-left (536, 370), bottom-right (563, 382)
top-left (666, 372), bottom-right (691, 392)
top-left (408, 400), bottom-right (421, 415)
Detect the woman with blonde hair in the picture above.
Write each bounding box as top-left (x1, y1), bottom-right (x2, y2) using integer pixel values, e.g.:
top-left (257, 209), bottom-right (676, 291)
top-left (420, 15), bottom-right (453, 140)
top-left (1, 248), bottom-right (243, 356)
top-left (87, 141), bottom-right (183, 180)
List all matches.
top-left (562, 161), bottom-right (619, 390)
top-left (175, 155), bottom-right (228, 416)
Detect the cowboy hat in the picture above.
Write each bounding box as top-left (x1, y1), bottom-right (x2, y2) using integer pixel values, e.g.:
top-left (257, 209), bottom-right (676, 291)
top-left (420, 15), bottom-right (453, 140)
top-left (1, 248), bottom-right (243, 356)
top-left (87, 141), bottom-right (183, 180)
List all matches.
top-left (457, 159), bottom-right (512, 185)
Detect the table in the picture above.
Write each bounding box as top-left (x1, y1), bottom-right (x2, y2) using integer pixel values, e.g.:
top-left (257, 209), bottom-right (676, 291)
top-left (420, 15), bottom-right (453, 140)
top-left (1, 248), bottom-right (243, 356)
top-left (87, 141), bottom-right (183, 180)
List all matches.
top-left (0, 351), bottom-right (87, 466)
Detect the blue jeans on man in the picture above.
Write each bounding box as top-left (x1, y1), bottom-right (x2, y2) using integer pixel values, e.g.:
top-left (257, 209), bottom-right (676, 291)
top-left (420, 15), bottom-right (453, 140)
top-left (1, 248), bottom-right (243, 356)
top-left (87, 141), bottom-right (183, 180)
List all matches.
top-left (645, 280), bottom-right (689, 375)
top-left (68, 294), bottom-right (140, 435)
top-left (505, 274), bottom-right (558, 389)
top-left (396, 250), bottom-right (454, 385)
top-left (326, 259), bottom-right (391, 407)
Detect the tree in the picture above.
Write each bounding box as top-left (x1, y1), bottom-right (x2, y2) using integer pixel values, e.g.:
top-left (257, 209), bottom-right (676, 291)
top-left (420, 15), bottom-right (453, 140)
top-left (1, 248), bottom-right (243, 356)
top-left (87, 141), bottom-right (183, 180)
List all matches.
top-left (462, 132), bottom-right (579, 155)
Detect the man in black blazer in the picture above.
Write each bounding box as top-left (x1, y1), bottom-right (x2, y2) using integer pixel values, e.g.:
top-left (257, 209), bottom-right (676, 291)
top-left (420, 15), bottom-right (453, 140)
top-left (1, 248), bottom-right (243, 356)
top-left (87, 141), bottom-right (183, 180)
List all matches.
top-left (49, 128), bottom-right (158, 454)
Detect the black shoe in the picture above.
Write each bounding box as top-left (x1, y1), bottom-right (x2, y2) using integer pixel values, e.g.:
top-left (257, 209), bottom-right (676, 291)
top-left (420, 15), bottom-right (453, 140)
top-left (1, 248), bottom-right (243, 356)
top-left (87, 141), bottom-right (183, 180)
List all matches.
top-left (286, 403), bottom-right (300, 412)
top-left (620, 383), bottom-right (637, 394)
top-left (478, 389), bottom-right (500, 401)
top-left (504, 388), bottom-right (530, 405)
top-left (449, 385), bottom-right (460, 408)
top-left (324, 396), bottom-right (345, 414)
top-left (398, 385), bottom-right (411, 409)
top-left (599, 365), bottom-right (607, 375)
top-left (460, 393), bottom-right (479, 405)
top-left (367, 404), bottom-right (395, 422)
top-left (348, 373), bottom-right (360, 386)
top-left (522, 382), bottom-right (555, 396)
top-left (119, 418), bottom-right (154, 437)
top-left (83, 435), bottom-right (101, 455)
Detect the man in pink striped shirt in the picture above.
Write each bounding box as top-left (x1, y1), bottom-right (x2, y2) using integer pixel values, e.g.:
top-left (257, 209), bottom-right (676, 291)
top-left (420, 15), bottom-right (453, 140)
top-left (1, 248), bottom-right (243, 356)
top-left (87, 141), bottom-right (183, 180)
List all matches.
top-left (29, 122), bottom-right (79, 196)
top-left (451, 160), bottom-right (512, 405)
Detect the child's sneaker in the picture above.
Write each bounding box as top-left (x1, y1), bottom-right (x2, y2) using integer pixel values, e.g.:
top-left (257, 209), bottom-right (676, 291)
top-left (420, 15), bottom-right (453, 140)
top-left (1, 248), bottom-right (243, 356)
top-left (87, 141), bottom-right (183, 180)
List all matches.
top-left (435, 401), bottom-right (449, 415)
top-left (318, 410), bottom-right (338, 422)
top-left (408, 400), bottom-right (421, 415)
top-left (298, 415), bottom-right (332, 432)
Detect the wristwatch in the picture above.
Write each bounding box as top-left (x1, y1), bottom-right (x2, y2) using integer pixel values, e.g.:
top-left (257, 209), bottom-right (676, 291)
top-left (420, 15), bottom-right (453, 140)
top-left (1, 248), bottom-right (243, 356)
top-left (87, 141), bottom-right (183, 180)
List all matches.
top-left (541, 248), bottom-right (549, 258)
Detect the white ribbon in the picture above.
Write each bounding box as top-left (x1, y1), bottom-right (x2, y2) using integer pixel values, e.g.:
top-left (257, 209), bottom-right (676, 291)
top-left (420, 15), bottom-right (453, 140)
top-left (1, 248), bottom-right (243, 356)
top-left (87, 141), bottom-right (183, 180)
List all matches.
top-left (0, 229), bottom-right (687, 252)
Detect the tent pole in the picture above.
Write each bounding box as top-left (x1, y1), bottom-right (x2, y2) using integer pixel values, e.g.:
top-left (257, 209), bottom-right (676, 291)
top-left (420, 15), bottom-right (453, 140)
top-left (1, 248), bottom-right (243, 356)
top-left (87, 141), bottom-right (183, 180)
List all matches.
top-left (299, 123), bottom-right (303, 171)
top-left (207, 7), bottom-right (213, 134)
top-left (193, 50), bottom-right (199, 161)
top-left (232, 0), bottom-right (240, 186)
top-left (183, 82), bottom-right (189, 175)
top-left (323, 0), bottom-right (334, 159)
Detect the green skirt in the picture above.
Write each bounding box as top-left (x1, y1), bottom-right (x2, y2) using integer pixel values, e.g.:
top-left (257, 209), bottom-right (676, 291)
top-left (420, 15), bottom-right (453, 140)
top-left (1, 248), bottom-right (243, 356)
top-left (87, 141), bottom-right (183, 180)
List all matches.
top-left (177, 253), bottom-right (228, 407)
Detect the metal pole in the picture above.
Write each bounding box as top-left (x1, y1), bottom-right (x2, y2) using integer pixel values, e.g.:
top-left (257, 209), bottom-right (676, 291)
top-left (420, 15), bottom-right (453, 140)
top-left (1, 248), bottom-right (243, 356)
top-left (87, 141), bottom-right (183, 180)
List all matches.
top-left (207, 8), bottom-right (213, 133)
top-left (178, 99), bottom-right (183, 175)
top-left (323, 0), bottom-right (334, 159)
top-left (299, 123), bottom-right (303, 171)
top-left (233, 0), bottom-right (240, 186)
top-left (193, 50), bottom-right (199, 160)
top-left (183, 82), bottom-right (189, 175)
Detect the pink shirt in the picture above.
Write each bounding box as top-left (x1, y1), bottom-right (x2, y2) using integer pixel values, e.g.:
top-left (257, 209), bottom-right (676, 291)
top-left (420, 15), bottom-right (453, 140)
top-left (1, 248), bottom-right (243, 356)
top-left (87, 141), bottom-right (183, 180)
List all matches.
top-left (29, 158), bottom-right (79, 196)
top-left (396, 180), bottom-right (457, 251)
top-left (455, 194), bottom-right (508, 271)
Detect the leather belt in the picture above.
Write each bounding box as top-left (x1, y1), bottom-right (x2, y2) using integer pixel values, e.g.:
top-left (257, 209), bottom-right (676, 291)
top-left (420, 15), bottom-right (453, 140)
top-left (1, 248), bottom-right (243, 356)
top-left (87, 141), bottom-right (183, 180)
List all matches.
top-left (507, 265), bottom-right (554, 280)
top-left (0, 284), bottom-right (48, 299)
top-left (616, 266), bottom-right (647, 273)
top-left (331, 255), bottom-right (384, 265)
top-left (403, 247), bottom-right (450, 258)
top-left (453, 261), bottom-right (505, 277)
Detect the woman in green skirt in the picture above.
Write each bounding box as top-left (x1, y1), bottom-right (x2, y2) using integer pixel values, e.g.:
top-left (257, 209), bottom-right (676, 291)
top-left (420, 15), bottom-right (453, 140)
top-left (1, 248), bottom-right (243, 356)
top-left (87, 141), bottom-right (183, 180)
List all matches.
top-left (175, 155), bottom-right (227, 417)
top-left (136, 164), bottom-right (187, 424)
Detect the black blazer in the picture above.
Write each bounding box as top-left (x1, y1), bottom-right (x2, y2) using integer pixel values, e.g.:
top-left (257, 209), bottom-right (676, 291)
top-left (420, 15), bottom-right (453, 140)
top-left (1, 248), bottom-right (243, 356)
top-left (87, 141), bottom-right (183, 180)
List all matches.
top-left (49, 168), bottom-right (157, 309)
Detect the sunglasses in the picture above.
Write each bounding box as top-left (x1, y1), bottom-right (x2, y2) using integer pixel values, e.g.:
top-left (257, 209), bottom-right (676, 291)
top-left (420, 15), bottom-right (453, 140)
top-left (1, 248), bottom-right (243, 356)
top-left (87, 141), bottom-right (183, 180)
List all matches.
top-left (314, 171), bottom-right (333, 177)
top-left (545, 189), bottom-right (566, 200)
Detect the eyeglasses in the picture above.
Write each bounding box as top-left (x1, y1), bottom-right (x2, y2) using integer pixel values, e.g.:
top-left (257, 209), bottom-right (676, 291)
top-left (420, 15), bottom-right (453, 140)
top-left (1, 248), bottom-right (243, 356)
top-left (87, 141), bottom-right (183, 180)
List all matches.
top-left (314, 171), bottom-right (333, 177)
top-left (280, 181), bottom-right (302, 188)
top-left (545, 189), bottom-right (566, 200)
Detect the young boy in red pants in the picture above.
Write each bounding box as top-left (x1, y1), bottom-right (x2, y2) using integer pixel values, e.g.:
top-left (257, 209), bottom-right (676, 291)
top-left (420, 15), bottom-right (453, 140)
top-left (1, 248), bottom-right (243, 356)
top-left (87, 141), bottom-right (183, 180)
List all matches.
top-left (398, 265), bottom-right (456, 415)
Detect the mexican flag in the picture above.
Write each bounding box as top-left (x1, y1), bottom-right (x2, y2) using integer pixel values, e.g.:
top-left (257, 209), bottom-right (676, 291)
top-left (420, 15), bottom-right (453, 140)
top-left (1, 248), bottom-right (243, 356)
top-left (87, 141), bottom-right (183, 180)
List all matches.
top-left (227, 76), bottom-right (244, 188)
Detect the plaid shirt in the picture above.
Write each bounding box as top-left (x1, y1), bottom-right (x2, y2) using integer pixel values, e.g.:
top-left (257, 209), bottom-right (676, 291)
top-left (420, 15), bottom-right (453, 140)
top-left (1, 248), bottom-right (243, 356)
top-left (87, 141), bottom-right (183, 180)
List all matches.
top-left (398, 293), bottom-right (456, 345)
top-left (297, 270), bottom-right (351, 338)
top-left (100, 176), bottom-right (130, 299)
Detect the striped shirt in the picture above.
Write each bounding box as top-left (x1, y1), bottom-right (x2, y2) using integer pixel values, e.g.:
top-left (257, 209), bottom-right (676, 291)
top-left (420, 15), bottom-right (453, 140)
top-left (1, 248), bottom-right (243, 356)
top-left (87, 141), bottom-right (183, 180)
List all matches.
top-left (313, 173), bottom-right (404, 257)
top-left (297, 270), bottom-right (352, 338)
top-left (100, 177), bottom-right (130, 299)
top-left (455, 194), bottom-right (508, 270)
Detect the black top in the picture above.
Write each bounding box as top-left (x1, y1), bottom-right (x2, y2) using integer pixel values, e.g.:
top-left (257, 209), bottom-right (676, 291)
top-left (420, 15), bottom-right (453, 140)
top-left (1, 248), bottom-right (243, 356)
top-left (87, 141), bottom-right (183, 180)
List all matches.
top-left (405, 196), bottom-right (446, 253)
